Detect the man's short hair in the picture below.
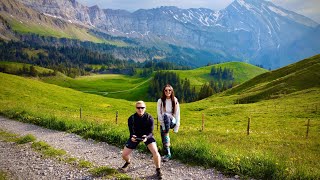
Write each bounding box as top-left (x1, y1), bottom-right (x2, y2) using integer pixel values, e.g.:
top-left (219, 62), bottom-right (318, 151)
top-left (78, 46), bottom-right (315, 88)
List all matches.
top-left (136, 100), bottom-right (146, 107)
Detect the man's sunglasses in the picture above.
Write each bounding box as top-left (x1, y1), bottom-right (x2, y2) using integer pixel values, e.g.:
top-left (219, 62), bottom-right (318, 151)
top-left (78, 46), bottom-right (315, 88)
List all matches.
top-left (136, 107), bottom-right (145, 109)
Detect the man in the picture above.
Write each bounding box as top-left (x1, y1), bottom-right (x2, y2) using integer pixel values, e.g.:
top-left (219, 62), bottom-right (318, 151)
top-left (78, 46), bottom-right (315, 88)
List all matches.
top-left (121, 101), bottom-right (162, 179)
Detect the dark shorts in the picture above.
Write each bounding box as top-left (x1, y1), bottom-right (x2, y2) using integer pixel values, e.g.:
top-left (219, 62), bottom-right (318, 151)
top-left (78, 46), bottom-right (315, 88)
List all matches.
top-left (125, 136), bottom-right (156, 149)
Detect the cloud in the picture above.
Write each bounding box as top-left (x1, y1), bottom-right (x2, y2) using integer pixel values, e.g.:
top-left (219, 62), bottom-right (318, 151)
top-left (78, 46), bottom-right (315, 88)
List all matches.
top-left (270, 0), bottom-right (320, 23)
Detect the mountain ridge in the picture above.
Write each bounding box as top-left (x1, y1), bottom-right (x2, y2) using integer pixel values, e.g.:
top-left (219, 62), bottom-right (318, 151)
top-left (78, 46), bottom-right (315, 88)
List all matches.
top-left (2, 0), bottom-right (320, 69)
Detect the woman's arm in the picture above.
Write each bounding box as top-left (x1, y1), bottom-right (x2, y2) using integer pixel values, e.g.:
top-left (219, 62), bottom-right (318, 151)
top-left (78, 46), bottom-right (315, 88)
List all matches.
top-left (173, 99), bottom-right (180, 133)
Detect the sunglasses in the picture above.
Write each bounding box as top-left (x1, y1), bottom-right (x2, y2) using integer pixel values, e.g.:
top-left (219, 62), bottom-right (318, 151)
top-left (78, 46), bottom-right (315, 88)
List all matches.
top-left (136, 107), bottom-right (145, 109)
top-left (164, 89), bottom-right (172, 92)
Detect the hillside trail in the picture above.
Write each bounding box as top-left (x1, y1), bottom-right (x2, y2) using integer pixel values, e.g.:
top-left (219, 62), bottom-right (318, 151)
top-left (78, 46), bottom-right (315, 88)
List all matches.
top-left (0, 116), bottom-right (236, 180)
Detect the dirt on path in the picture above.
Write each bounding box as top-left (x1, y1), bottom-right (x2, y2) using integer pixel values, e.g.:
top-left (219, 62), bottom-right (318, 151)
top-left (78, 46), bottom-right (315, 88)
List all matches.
top-left (0, 116), bottom-right (235, 180)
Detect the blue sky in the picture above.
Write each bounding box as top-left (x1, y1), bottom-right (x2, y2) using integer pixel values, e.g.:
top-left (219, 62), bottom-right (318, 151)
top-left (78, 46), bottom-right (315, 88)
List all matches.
top-left (76, 0), bottom-right (320, 23)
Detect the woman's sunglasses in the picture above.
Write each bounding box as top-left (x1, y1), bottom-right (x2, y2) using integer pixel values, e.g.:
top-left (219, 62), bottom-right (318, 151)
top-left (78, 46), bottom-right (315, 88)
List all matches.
top-left (164, 89), bottom-right (172, 92)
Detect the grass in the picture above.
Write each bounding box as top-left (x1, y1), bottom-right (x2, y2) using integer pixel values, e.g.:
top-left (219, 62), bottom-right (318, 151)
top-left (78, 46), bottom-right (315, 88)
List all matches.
top-left (89, 166), bottom-right (131, 179)
top-left (31, 141), bottom-right (67, 157)
top-left (41, 74), bottom-right (151, 101)
top-left (16, 134), bottom-right (36, 144)
top-left (0, 130), bottom-right (19, 142)
top-left (0, 170), bottom-right (9, 180)
top-left (78, 159), bottom-right (93, 168)
top-left (171, 62), bottom-right (268, 90)
top-left (23, 48), bottom-right (48, 59)
top-left (0, 61), bottom-right (54, 74)
top-left (0, 55), bottom-right (319, 179)
top-left (225, 54), bottom-right (320, 103)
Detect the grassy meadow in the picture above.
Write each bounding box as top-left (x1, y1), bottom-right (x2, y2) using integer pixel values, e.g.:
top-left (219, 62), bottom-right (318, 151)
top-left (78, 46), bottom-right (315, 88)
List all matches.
top-left (171, 62), bottom-right (268, 89)
top-left (41, 74), bottom-right (151, 101)
top-left (0, 61), bottom-right (54, 74)
top-left (40, 62), bottom-right (267, 101)
top-left (0, 65), bottom-right (319, 179)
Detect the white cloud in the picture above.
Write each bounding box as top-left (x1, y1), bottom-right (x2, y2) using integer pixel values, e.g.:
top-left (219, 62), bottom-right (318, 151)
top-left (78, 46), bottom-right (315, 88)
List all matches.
top-left (270, 0), bottom-right (320, 23)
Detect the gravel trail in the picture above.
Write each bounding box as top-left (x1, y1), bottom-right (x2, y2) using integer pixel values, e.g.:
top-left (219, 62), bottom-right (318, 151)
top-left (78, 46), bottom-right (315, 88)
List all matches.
top-left (0, 116), bottom-right (235, 180)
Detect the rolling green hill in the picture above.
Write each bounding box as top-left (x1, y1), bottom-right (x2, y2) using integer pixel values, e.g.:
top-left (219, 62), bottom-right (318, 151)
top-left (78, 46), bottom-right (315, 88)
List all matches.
top-left (40, 62), bottom-right (267, 101)
top-left (41, 74), bottom-right (151, 101)
top-left (0, 58), bottom-right (319, 179)
top-left (225, 54), bottom-right (320, 103)
top-left (0, 61), bottom-right (54, 74)
top-left (171, 62), bottom-right (268, 89)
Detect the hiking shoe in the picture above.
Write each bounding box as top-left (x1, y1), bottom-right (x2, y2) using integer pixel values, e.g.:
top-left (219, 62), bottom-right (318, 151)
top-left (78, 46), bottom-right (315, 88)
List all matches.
top-left (156, 168), bottom-right (163, 179)
top-left (121, 162), bottom-right (130, 172)
top-left (162, 155), bottom-right (171, 162)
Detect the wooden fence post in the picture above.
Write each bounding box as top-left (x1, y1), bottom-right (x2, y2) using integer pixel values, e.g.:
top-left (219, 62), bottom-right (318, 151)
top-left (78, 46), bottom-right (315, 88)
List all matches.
top-left (306, 119), bottom-right (310, 139)
top-left (116, 111), bottom-right (118, 124)
top-left (247, 116), bottom-right (251, 135)
top-left (201, 113), bottom-right (205, 131)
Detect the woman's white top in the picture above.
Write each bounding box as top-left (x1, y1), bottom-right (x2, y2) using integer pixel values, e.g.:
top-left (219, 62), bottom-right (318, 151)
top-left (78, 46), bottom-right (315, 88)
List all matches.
top-left (157, 97), bottom-right (180, 132)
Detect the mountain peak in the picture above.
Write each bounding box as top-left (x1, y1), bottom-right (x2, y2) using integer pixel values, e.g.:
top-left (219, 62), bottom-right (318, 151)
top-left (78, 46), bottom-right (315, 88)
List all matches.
top-left (227, 0), bottom-right (318, 27)
top-left (232, 0), bottom-right (271, 10)
top-left (89, 5), bottom-right (99, 10)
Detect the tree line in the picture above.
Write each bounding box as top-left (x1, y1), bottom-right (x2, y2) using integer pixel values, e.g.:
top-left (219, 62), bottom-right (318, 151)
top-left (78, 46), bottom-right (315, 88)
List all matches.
top-left (148, 68), bottom-right (236, 102)
top-left (0, 39), bottom-right (131, 77)
top-left (0, 35), bottom-right (191, 78)
top-left (0, 64), bottom-right (56, 77)
top-left (148, 71), bottom-right (197, 103)
top-left (197, 67), bottom-right (235, 100)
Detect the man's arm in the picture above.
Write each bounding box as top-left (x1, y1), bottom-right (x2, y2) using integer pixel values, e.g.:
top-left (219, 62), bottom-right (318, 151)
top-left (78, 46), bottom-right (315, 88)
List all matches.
top-left (145, 114), bottom-right (154, 139)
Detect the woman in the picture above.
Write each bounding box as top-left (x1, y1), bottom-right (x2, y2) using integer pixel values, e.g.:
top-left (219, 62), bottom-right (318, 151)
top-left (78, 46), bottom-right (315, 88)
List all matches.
top-left (157, 84), bottom-right (180, 162)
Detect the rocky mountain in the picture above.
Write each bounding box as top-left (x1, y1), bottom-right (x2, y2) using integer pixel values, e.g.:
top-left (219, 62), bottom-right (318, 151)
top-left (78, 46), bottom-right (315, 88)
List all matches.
top-left (8, 0), bottom-right (320, 68)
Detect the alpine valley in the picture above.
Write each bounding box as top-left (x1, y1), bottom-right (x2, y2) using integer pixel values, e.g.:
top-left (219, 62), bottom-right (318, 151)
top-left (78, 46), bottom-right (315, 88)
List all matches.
top-left (0, 0), bottom-right (319, 69)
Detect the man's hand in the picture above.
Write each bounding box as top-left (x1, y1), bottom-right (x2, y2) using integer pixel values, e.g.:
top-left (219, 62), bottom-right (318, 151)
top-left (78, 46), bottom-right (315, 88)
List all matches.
top-left (142, 135), bottom-right (147, 142)
top-left (131, 135), bottom-right (137, 142)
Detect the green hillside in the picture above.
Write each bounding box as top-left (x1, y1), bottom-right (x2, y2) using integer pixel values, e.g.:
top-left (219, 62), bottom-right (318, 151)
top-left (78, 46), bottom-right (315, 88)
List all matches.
top-left (172, 62), bottom-right (268, 89)
top-left (0, 61), bottom-right (54, 74)
top-left (41, 74), bottom-right (151, 101)
top-left (225, 54), bottom-right (320, 103)
top-left (0, 70), bottom-right (319, 179)
top-left (40, 62), bottom-right (267, 101)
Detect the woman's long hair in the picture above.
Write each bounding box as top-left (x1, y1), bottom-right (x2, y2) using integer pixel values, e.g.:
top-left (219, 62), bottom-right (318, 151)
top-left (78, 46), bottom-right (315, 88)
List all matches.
top-left (161, 84), bottom-right (176, 114)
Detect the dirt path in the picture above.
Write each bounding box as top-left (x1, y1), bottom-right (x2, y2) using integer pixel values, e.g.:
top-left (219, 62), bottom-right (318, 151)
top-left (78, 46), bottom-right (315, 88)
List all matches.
top-left (0, 116), bottom-right (234, 180)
